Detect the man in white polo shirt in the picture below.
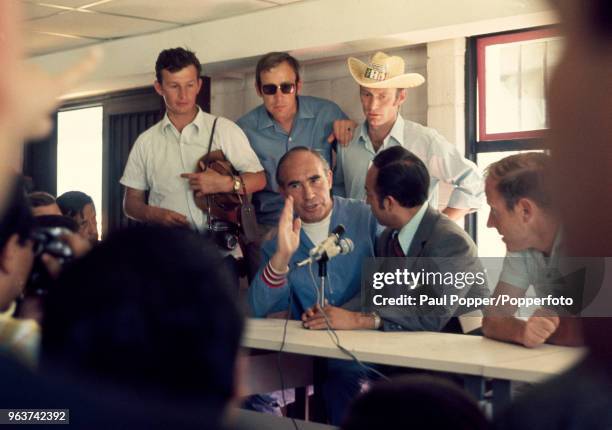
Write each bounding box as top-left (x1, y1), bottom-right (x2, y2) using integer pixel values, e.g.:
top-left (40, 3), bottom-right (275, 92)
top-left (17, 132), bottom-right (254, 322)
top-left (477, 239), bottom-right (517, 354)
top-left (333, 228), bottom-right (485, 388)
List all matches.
top-left (336, 51), bottom-right (484, 221)
top-left (121, 48), bottom-right (265, 231)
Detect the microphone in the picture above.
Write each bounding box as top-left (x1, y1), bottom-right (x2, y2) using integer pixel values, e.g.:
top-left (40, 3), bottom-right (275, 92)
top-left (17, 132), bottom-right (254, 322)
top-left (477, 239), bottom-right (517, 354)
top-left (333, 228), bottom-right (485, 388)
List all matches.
top-left (310, 224), bottom-right (345, 260)
top-left (297, 225), bottom-right (353, 267)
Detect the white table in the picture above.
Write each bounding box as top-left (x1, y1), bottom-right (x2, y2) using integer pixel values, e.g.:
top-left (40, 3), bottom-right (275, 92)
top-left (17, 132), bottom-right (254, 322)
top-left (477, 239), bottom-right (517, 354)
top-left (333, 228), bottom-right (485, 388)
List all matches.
top-left (242, 318), bottom-right (585, 415)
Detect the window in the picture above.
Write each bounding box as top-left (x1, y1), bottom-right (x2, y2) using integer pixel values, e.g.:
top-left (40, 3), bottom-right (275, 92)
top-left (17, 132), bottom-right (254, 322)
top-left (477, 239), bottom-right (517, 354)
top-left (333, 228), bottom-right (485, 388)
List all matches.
top-left (466, 27), bottom-right (561, 257)
top-left (57, 106), bottom-right (103, 239)
top-left (476, 28), bottom-right (562, 142)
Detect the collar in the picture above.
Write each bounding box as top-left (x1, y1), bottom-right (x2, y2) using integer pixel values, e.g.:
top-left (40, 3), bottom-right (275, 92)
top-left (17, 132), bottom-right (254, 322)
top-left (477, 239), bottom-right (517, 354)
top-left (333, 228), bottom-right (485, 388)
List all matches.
top-left (301, 207), bottom-right (333, 230)
top-left (257, 96), bottom-right (312, 131)
top-left (161, 106), bottom-right (205, 136)
top-left (397, 201), bottom-right (429, 254)
top-left (358, 114), bottom-right (405, 153)
top-left (548, 228), bottom-right (564, 261)
top-left (299, 196), bottom-right (337, 251)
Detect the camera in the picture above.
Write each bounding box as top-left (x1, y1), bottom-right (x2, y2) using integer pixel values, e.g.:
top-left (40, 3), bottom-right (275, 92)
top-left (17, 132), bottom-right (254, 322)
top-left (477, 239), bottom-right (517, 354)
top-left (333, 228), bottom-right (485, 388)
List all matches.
top-left (207, 219), bottom-right (240, 251)
top-left (26, 226), bottom-right (74, 296)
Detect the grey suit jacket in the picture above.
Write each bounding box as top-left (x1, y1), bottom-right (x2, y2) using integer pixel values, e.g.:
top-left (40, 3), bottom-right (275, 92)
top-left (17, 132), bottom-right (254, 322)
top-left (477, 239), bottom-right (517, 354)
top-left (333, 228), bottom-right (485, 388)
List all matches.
top-left (345, 207), bottom-right (489, 332)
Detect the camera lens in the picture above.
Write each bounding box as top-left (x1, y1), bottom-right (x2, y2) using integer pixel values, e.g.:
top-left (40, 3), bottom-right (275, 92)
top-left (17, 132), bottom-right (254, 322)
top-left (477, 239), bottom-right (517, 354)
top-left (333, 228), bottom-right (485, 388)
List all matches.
top-left (224, 233), bottom-right (238, 250)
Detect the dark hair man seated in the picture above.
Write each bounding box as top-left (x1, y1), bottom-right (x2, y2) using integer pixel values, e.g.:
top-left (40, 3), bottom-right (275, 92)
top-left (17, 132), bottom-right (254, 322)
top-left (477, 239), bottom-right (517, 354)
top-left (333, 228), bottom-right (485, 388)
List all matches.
top-left (302, 145), bottom-right (488, 332)
top-left (41, 225), bottom-right (244, 428)
top-left (482, 153), bottom-right (582, 348)
top-left (56, 191), bottom-right (98, 246)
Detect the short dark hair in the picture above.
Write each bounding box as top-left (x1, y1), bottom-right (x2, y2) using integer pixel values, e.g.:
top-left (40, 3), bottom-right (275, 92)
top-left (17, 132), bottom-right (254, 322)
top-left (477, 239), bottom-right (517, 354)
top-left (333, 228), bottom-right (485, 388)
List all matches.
top-left (275, 146), bottom-right (330, 187)
top-left (56, 191), bottom-right (94, 219)
top-left (155, 47), bottom-right (202, 83)
top-left (342, 375), bottom-right (487, 430)
top-left (28, 191), bottom-right (56, 208)
top-left (486, 152), bottom-right (552, 211)
top-left (255, 52), bottom-right (301, 90)
top-left (372, 146), bottom-right (430, 209)
top-left (42, 225), bottom-right (243, 422)
top-left (0, 176), bottom-right (34, 249)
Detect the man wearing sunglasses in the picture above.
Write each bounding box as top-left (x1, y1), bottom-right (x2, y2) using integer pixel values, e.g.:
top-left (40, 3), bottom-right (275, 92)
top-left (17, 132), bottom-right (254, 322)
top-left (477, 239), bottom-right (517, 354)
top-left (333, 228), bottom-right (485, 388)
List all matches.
top-left (237, 52), bottom-right (355, 234)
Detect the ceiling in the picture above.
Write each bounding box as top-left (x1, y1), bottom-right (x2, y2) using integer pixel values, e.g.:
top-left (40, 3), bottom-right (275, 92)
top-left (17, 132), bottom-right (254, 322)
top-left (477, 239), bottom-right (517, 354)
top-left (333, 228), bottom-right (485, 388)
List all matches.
top-left (22, 0), bottom-right (304, 57)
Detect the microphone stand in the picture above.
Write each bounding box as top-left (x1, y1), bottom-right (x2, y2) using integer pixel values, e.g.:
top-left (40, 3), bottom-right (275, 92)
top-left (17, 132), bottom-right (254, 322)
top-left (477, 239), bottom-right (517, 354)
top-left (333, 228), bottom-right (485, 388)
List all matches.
top-left (317, 253), bottom-right (329, 308)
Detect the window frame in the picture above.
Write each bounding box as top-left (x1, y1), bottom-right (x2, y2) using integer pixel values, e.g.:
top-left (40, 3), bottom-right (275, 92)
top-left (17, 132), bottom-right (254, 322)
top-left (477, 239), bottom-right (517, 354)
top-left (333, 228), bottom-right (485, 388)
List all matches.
top-left (475, 27), bottom-right (559, 143)
top-left (465, 27), bottom-right (557, 244)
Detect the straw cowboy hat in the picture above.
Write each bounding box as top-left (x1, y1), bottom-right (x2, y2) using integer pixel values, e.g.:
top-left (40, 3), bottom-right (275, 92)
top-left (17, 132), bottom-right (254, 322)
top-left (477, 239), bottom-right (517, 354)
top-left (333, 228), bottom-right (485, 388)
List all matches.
top-left (348, 51), bottom-right (425, 89)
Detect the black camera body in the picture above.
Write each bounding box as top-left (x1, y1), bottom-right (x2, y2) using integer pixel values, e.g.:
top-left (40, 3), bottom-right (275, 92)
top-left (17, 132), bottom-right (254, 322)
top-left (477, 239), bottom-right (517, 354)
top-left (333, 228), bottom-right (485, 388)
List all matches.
top-left (207, 219), bottom-right (240, 251)
top-left (26, 226), bottom-right (74, 296)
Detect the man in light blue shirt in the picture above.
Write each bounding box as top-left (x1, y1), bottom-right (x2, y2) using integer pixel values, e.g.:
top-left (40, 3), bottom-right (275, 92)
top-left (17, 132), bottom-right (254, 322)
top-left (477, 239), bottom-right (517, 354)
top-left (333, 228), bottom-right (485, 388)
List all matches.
top-left (336, 51), bottom-right (484, 221)
top-left (237, 52), bottom-right (355, 228)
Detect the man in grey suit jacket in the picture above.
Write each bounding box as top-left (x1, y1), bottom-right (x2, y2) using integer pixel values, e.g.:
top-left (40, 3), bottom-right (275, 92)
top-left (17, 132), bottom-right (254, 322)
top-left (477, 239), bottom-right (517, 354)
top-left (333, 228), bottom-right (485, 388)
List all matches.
top-left (302, 146), bottom-right (489, 332)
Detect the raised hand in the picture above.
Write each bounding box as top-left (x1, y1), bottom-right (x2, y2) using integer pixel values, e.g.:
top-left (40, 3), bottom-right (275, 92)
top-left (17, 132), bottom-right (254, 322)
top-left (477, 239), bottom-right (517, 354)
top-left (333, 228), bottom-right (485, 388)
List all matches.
top-left (270, 196), bottom-right (301, 272)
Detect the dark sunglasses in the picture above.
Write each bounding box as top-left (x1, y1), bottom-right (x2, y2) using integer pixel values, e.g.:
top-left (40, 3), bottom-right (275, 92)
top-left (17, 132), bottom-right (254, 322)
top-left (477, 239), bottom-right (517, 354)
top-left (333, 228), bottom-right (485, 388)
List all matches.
top-left (261, 83), bottom-right (296, 95)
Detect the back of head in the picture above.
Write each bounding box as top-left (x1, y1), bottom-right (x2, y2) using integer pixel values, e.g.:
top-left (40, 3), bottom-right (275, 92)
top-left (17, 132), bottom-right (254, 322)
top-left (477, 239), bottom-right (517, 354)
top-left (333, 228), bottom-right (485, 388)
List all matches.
top-left (342, 375), bottom-right (487, 430)
top-left (487, 152), bottom-right (552, 211)
top-left (28, 191), bottom-right (56, 208)
top-left (41, 225), bottom-right (243, 418)
top-left (155, 47), bottom-right (201, 83)
top-left (56, 191), bottom-right (93, 218)
top-left (255, 52), bottom-right (301, 89)
top-left (372, 146), bottom-right (430, 208)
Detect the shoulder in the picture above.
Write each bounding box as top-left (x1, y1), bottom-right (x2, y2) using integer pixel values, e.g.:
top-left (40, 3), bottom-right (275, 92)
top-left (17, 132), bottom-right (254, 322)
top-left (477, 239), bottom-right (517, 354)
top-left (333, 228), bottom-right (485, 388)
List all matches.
top-left (237, 105), bottom-right (265, 128)
top-left (334, 196), bottom-right (370, 215)
top-left (213, 115), bottom-right (244, 132)
top-left (301, 96), bottom-right (345, 117)
top-left (208, 115), bottom-right (249, 142)
top-left (402, 119), bottom-right (451, 148)
top-left (334, 197), bottom-right (377, 230)
top-left (133, 119), bottom-right (165, 147)
top-left (427, 211), bottom-right (477, 256)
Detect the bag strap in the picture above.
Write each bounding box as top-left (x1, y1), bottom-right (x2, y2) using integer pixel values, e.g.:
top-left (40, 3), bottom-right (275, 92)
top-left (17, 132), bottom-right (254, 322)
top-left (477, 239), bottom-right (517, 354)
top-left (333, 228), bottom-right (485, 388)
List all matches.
top-left (202, 117), bottom-right (218, 173)
top-left (204, 117), bottom-right (218, 227)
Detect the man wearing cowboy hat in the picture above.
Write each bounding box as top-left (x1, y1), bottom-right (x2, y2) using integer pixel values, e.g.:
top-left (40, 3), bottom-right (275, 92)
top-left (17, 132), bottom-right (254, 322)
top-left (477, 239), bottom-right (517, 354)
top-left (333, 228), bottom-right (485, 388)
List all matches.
top-left (336, 51), bottom-right (484, 221)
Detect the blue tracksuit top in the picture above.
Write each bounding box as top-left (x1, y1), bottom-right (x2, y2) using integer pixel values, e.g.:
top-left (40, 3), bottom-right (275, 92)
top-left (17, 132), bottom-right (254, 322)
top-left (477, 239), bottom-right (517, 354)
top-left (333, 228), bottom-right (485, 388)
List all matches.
top-left (249, 197), bottom-right (379, 318)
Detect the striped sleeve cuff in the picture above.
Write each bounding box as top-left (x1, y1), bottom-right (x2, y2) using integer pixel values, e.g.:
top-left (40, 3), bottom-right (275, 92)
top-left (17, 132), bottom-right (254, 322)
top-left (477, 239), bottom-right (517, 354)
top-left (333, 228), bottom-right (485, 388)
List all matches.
top-left (261, 262), bottom-right (288, 288)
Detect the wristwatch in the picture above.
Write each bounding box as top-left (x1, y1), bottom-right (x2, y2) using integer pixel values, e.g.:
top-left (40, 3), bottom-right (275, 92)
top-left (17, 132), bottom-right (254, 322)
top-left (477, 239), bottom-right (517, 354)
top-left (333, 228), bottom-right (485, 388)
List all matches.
top-left (370, 311), bottom-right (381, 330)
top-left (232, 176), bottom-right (242, 193)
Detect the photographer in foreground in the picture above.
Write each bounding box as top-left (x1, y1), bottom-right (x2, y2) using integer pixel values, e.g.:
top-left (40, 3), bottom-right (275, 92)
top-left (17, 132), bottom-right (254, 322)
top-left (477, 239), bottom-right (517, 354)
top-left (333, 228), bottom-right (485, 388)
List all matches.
top-left (0, 177), bottom-right (91, 367)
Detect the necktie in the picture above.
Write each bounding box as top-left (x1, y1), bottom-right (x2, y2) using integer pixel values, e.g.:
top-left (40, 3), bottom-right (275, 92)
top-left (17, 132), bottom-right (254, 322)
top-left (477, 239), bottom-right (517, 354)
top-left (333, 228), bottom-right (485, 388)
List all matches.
top-left (391, 232), bottom-right (405, 257)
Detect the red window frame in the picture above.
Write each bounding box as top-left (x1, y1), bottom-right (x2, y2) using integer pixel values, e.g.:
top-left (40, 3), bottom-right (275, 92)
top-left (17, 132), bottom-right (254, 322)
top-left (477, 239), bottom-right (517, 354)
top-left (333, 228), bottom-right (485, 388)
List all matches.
top-left (476, 28), bottom-right (559, 142)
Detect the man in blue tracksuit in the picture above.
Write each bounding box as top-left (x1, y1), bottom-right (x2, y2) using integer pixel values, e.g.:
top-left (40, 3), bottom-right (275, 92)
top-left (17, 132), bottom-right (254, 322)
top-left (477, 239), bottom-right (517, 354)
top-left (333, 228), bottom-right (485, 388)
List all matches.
top-left (248, 146), bottom-right (379, 424)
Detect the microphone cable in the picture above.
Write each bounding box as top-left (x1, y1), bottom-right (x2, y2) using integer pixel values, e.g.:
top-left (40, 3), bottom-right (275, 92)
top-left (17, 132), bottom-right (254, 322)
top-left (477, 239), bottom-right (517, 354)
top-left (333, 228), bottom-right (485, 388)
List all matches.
top-left (277, 289), bottom-right (300, 430)
top-left (306, 262), bottom-right (389, 382)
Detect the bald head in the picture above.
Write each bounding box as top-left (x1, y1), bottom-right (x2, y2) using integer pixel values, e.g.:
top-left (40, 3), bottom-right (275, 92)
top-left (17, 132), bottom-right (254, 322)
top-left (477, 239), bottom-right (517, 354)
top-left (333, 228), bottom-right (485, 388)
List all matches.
top-left (275, 147), bottom-right (330, 188)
